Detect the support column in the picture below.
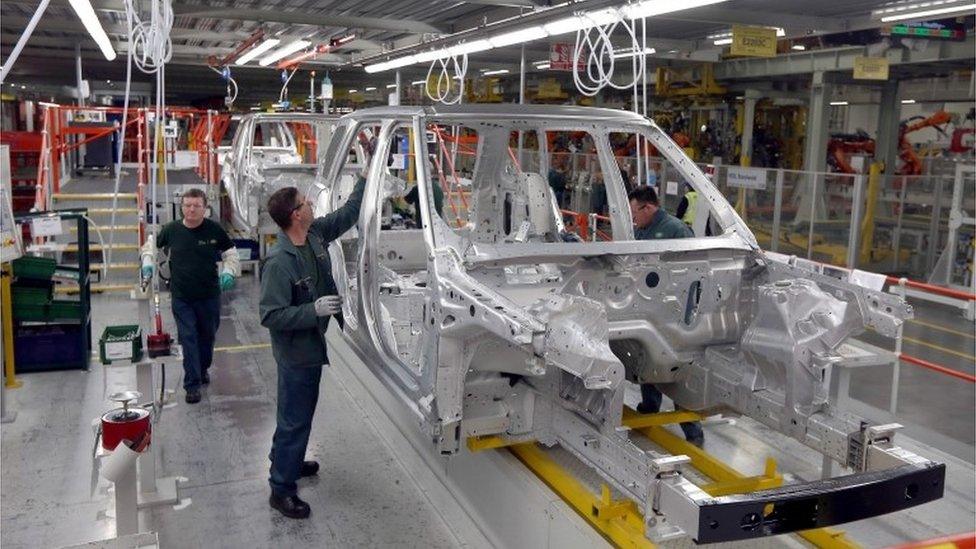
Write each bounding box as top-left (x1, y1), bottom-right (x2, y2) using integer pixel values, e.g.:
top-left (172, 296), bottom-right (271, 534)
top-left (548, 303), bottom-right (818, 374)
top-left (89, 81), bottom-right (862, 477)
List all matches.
top-left (803, 71), bottom-right (829, 174)
top-left (394, 69), bottom-right (402, 106)
top-left (797, 71), bottom-right (830, 223)
top-left (735, 90), bottom-right (759, 217)
top-left (75, 44), bottom-right (85, 107)
top-left (874, 80), bottom-right (900, 172)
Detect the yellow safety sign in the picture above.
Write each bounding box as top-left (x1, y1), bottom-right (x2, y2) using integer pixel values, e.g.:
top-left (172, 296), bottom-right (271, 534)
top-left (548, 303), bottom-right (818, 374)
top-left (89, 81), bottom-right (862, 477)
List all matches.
top-left (853, 56), bottom-right (890, 80)
top-left (730, 25), bottom-right (778, 57)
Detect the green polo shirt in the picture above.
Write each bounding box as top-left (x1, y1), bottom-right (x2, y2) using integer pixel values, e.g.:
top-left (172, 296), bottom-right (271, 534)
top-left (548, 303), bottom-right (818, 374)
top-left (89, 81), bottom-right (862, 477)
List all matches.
top-left (634, 208), bottom-right (693, 240)
top-left (157, 218), bottom-right (233, 300)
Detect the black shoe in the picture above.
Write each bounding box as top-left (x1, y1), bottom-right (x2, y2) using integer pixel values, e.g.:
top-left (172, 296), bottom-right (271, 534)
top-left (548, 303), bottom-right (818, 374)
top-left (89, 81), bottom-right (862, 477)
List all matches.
top-left (687, 436), bottom-right (704, 449)
top-left (270, 493), bottom-right (310, 519)
top-left (636, 402), bottom-right (656, 415)
top-left (202, 372), bottom-right (210, 385)
top-left (300, 461), bottom-right (320, 478)
top-left (185, 389), bottom-right (201, 404)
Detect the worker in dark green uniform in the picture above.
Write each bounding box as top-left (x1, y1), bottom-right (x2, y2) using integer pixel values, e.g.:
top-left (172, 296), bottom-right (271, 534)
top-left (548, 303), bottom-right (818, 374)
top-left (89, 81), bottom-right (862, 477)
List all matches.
top-left (260, 177), bottom-right (365, 519)
top-left (628, 186), bottom-right (704, 447)
top-left (403, 179), bottom-right (444, 227)
top-left (141, 188), bottom-right (239, 404)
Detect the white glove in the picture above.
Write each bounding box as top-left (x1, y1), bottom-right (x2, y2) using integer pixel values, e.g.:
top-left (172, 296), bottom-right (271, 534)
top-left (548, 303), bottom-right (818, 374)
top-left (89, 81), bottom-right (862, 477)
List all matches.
top-left (314, 295), bottom-right (343, 317)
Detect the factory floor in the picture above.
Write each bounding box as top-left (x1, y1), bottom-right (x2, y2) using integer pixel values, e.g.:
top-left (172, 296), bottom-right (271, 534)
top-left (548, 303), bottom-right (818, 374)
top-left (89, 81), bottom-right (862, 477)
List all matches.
top-left (0, 276), bottom-right (485, 548)
top-left (2, 171), bottom-right (974, 548)
top-left (1, 272), bottom-right (974, 548)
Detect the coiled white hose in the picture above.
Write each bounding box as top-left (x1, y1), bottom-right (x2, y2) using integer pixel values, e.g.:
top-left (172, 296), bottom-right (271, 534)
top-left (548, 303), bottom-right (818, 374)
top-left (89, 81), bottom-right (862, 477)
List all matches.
top-left (573, 16), bottom-right (644, 97)
top-left (425, 54), bottom-right (467, 105)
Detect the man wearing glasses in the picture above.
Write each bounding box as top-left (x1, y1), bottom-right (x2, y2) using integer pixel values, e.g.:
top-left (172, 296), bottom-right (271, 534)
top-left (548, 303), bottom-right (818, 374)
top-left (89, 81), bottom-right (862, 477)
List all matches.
top-left (141, 188), bottom-right (240, 404)
top-left (627, 186), bottom-right (704, 447)
top-left (260, 176), bottom-right (366, 519)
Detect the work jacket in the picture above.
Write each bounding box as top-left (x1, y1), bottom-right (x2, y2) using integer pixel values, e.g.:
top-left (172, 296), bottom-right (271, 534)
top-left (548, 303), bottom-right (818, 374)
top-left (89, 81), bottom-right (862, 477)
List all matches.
top-left (259, 178), bottom-right (365, 368)
top-left (634, 208), bottom-right (693, 240)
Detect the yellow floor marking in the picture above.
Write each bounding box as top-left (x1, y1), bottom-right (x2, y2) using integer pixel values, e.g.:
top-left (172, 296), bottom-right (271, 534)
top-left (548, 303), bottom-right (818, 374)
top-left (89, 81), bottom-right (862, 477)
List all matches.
top-left (902, 336), bottom-right (976, 361)
top-left (908, 318), bottom-right (975, 340)
top-left (214, 343), bottom-right (271, 353)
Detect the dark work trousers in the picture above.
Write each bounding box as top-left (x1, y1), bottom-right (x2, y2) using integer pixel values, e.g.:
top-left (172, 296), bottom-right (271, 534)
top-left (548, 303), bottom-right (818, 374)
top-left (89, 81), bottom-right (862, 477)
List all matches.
top-left (172, 296), bottom-right (221, 391)
top-left (640, 383), bottom-right (705, 443)
top-left (269, 364), bottom-right (322, 497)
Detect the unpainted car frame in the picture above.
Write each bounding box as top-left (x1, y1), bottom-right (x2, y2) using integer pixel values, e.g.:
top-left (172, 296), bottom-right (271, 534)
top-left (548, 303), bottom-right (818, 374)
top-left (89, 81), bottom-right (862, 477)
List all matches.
top-left (245, 105), bottom-right (943, 544)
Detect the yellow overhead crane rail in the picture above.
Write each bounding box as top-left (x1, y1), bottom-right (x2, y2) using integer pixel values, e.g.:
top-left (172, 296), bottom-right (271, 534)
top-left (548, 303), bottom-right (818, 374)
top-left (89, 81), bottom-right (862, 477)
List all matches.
top-left (467, 409), bottom-right (859, 549)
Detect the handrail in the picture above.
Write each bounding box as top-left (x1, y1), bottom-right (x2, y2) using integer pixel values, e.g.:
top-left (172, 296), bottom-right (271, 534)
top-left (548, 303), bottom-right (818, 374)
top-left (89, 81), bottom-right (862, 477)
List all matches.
top-left (886, 275), bottom-right (976, 302)
top-left (899, 353), bottom-right (976, 383)
top-left (885, 531), bottom-right (976, 549)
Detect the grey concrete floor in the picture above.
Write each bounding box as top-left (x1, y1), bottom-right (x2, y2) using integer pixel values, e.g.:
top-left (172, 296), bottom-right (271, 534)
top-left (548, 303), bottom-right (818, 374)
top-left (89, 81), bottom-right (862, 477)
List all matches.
top-left (1, 276), bottom-right (478, 548)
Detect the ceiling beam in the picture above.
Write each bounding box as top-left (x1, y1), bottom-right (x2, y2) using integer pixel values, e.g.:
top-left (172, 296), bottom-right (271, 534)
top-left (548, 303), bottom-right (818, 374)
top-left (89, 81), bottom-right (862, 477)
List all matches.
top-left (170, 6), bottom-right (444, 34)
top-left (0, 16), bottom-right (257, 42)
top-left (654, 8), bottom-right (846, 32)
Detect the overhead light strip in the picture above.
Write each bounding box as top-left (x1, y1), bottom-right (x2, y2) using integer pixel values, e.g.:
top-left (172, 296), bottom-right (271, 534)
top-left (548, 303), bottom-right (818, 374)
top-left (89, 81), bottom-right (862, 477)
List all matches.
top-left (236, 38), bottom-right (281, 65)
top-left (259, 40), bottom-right (311, 67)
top-left (879, 2), bottom-right (975, 21)
top-left (68, 0), bottom-right (116, 61)
top-left (363, 0), bottom-right (730, 73)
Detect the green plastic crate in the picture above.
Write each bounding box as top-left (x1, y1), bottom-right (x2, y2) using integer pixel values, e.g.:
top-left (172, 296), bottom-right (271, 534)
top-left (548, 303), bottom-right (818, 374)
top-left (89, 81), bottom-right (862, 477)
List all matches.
top-left (13, 300), bottom-right (82, 322)
top-left (99, 325), bottom-right (143, 364)
top-left (11, 283), bottom-right (53, 306)
top-left (11, 256), bottom-right (57, 280)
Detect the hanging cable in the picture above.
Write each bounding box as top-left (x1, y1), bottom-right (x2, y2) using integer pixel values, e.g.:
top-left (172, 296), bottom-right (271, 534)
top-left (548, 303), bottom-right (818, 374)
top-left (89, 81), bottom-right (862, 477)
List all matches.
top-left (209, 65), bottom-right (238, 108)
top-left (573, 15), bottom-right (644, 97)
top-left (425, 54), bottom-right (467, 105)
top-left (279, 67), bottom-right (299, 104)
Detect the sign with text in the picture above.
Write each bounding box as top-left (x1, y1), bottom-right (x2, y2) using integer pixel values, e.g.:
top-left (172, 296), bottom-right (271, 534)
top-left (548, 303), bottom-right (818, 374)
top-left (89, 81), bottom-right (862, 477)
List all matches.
top-left (853, 56), bottom-right (889, 80)
top-left (730, 26), bottom-right (778, 57)
top-left (884, 21), bottom-right (966, 41)
top-left (726, 166), bottom-right (768, 190)
top-left (550, 43), bottom-right (584, 71)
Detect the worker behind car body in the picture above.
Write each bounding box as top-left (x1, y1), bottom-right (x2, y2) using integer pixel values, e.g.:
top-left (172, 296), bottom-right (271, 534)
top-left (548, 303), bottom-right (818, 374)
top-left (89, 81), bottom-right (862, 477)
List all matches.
top-left (628, 186), bottom-right (705, 447)
top-left (259, 176), bottom-right (366, 520)
top-left (140, 188), bottom-right (240, 405)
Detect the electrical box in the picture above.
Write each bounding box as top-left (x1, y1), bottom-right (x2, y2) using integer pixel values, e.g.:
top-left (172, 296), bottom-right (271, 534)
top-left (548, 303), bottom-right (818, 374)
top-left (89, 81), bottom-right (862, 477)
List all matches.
top-left (0, 145), bottom-right (23, 263)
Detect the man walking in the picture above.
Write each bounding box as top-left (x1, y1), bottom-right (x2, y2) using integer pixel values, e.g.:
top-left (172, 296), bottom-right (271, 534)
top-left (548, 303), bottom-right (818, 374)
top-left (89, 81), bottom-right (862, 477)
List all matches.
top-left (260, 177), bottom-right (365, 519)
top-left (141, 188), bottom-right (239, 404)
top-left (628, 186), bottom-right (704, 447)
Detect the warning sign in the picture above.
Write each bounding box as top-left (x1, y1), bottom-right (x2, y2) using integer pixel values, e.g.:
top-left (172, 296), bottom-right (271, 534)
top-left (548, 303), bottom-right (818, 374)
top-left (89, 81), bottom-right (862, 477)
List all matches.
top-left (730, 26), bottom-right (778, 57)
top-left (550, 43), bottom-right (584, 71)
top-left (853, 56), bottom-right (889, 81)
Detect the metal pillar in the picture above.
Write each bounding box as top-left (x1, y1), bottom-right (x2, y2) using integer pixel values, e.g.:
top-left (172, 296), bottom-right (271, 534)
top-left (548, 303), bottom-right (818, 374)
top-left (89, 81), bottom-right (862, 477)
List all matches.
top-left (874, 81), bottom-right (900, 172)
top-left (75, 44), bottom-right (85, 107)
top-left (395, 70), bottom-right (402, 106)
top-left (735, 92), bottom-right (758, 217)
top-left (803, 71), bottom-right (829, 174)
top-left (518, 44), bottom-right (526, 156)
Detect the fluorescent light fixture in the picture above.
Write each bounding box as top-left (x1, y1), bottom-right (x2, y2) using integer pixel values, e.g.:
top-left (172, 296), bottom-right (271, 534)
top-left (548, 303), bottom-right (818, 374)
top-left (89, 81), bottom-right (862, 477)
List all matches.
top-left (713, 38), bottom-right (733, 45)
top-left (482, 69), bottom-right (509, 76)
top-left (236, 38), bottom-right (281, 65)
top-left (365, 86), bottom-right (376, 91)
top-left (386, 83), bottom-right (397, 89)
top-left (544, 15), bottom-right (588, 35)
top-left (415, 49), bottom-right (449, 63)
top-left (448, 39), bottom-right (493, 56)
top-left (792, 44), bottom-right (806, 50)
top-left (875, 1), bottom-right (976, 21)
top-left (585, 7), bottom-right (622, 26)
top-left (348, 89), bottom-right (358, 93)
top-left (902, 99), bottom-right (917, 104)
top-left (830, 101), bottom-right (849, 106)
top-left (411, 80), bottom-right (426, 85)
top-left (259, 40), bottom-right (311, 66)
top-left (67, 0), bottom-right (117, 61)
top-left (536, 62), bottom-right (551, 69)
top-left (38, 101), bottom-right (59, 108)
top-left (612, 47), bottom-right (656, 58)
top-left (622, 0), bottom-right (728, 19)
top-left (364, 55), bottom-right (417, 74)
top-left (488, 26), bottom-right (547, 48)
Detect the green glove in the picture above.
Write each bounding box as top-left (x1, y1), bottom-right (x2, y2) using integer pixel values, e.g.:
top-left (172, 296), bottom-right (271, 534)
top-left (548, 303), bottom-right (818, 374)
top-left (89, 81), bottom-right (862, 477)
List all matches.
top-left (219, 272), bottom-right (235, 291)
